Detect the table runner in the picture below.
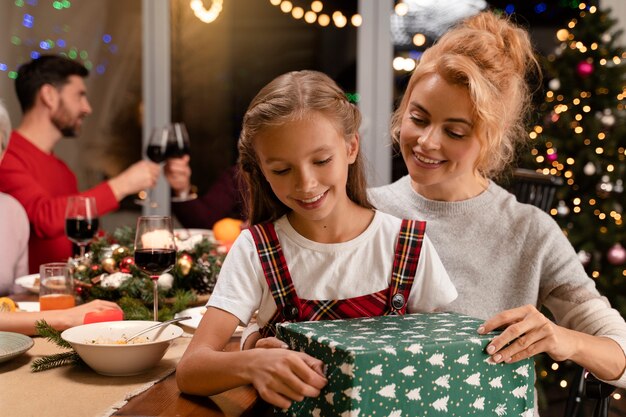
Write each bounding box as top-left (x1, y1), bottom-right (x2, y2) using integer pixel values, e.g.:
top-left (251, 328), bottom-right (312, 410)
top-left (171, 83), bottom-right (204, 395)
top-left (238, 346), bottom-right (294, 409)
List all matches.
top-left (0, 333), bottom-right (191, 417)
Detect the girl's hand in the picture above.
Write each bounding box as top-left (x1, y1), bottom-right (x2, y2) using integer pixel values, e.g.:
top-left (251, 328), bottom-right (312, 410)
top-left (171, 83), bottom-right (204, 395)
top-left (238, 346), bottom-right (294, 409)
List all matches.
top-left (255, 336), bottom-right (288, 349)
top-left (478, 304), bottom-right (578, 364)
top-left (247, 348), bottom-right (327, 409)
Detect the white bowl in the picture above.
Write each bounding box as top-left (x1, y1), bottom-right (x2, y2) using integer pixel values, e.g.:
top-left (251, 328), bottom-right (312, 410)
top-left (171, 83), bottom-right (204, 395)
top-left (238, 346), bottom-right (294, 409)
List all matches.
top-left (61, 320), bottom-right (183, 376)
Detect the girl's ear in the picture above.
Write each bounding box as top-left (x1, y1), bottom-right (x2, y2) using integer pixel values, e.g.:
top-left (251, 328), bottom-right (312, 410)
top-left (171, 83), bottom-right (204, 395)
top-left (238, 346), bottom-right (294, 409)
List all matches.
top-left (346, 133), bottom-right (359, 164)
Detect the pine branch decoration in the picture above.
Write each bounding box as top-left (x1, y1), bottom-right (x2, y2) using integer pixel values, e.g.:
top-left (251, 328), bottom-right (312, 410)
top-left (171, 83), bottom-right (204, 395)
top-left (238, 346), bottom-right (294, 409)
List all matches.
top-left (30, 320), bottom-right (83, 372)
top-left (34, 320), bottom-right (73, 349)
top-left (31, 351), bottom-right (82, 373)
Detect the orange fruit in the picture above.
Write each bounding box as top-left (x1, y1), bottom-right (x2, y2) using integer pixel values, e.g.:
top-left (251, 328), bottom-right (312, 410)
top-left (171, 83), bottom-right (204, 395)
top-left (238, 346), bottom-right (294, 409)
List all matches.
top-left (0, 297), bottom-right (17, 312)
top-left (213, 218), bottom-right (244, 243)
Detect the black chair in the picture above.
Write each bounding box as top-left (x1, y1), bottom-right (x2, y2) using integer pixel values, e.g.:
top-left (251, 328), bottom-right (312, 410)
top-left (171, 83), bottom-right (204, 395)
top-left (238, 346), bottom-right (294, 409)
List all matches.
top-left (565, 369), bottom-right (616, 417)
top-left (510, 167), bottom-right (563, 212)
top-left (508, 168), bottom-right (616, 417)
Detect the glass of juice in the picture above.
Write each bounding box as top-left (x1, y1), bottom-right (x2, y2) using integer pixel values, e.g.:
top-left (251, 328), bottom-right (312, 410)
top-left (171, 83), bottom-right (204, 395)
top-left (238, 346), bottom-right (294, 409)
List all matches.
top-left (39, 262), bottom-right (75, 311)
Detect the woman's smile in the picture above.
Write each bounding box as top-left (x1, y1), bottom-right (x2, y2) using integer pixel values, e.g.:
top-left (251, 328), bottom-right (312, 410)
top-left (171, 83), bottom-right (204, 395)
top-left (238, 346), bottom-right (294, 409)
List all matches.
top-left (413, 152), bottom-right (445, 168)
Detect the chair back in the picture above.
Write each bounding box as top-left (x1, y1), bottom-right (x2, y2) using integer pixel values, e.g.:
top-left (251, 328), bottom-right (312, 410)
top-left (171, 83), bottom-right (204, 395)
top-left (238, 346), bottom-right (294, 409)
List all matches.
top-left (510, 168), bottom-right (563, 212)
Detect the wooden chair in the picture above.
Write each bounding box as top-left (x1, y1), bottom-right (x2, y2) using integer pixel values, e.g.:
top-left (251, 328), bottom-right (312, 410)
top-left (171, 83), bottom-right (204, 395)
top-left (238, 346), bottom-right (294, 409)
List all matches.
top-left (508, 168), bottom-right (616, 417)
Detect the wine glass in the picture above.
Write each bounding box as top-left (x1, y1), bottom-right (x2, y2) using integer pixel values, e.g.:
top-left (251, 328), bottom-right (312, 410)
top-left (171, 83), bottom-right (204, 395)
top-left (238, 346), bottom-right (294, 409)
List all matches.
top-left (138, 126), bottom-right (170, 208)
top-left (134, 216), bottom-right (177, 320)
top-left (166, 122), bottom-right (191, 159)
top-left (65, 196), bottom-right (99, 261)
top-left (138, 123), bottom-right (191, 208)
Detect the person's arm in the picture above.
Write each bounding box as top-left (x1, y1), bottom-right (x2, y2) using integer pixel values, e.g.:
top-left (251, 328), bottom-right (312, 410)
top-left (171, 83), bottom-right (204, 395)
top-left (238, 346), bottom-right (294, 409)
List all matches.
top-left (176, 306), bottom-right (327, 409)
top-left (0, 159), bottom-right (153, 238)
top-left (0, 300), bottom-right (122, 335)
top-left (480, 212), bottom-right (626, 386)
top-left (107, 160), bottom-right (160, 202)
top-left (479, 304), bottom-right (626, 382)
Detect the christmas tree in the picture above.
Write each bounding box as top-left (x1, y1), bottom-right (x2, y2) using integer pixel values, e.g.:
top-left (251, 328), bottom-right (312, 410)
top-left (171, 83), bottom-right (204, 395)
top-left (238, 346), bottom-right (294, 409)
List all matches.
top-left (524, 3), bottom-right (626, 317)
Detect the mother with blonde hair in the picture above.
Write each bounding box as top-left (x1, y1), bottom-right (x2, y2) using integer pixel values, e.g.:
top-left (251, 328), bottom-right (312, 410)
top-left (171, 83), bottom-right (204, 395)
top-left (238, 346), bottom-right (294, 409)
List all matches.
top-left (369, 10), bottom-right (626, 391)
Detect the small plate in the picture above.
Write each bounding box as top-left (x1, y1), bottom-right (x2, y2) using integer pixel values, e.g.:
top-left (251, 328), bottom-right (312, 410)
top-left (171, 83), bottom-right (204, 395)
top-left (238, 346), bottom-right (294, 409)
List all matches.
top-left (175, 306), bottom-right (244, 336)
top-left (0, 332), bottom-right (34, 363)
top-left (17, 302), bottom-right (40, 312)
top-left (15, 273), bottom-right (40, 294)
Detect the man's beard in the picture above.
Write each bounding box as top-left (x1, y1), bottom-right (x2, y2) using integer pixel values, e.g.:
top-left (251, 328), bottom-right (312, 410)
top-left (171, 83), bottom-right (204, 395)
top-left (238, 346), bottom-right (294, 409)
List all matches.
top-left (51, 102), bottom-right (82, 137)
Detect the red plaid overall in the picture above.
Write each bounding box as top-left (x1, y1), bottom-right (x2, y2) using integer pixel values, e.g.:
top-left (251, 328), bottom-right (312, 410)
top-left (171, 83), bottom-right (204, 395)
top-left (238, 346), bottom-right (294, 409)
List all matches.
top-left (249, 219), bottom-right (426, 337)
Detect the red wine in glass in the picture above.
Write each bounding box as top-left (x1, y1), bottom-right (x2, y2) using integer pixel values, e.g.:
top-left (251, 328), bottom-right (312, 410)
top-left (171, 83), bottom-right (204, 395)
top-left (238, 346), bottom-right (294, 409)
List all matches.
top-left (65, 196), bottom-right (98, 260)
top-left (146, 144), bottom-right (168, 163)
top-left (134, 216), bottom-right (176, 320)
top-left (65, 217), bottom-right (100, 244)
top-left (134, 249), bottom-right (176, 276)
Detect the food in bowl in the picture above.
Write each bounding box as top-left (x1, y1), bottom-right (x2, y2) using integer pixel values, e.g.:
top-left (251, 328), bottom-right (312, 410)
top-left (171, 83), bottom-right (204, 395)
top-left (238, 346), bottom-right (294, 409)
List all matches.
top-left (87, 336), bottom-right (150, 345)
top-left (61, 320), bottom-right (183, 376)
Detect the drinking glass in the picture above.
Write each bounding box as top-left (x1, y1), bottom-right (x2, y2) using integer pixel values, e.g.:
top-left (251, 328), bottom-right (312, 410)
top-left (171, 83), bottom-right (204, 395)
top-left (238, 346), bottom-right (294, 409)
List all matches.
top-left (138, 126), bottom-right (170, 208)
top-left (134, 216), bottom-right (176, 320)
top-left (65, 196), bottom-right (99, 260)
top-left (39, 262), bottom-right (75, 311)
top-left (138, 123), bottom-right (190, 208)
top-left (167, 122), bottom-right (191, 159)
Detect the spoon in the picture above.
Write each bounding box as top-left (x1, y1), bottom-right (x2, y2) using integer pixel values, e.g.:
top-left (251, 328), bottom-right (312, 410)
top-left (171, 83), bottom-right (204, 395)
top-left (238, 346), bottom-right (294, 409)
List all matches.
top-left (122, 316), bottom-right (191, 343)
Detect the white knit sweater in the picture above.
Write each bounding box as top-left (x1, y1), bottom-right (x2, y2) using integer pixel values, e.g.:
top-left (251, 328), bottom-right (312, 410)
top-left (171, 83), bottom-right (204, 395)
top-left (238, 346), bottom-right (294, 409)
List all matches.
top-left (369, 175), bottom-right (626, 388)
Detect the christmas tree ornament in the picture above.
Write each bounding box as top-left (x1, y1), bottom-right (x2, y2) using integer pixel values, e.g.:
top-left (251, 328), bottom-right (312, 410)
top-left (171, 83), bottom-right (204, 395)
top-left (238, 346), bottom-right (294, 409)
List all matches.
top-left (120, 256), bottom-right (135, 273)
top-left (547, 150), bottom-right (558, 161)
top-left (600, 109), bottom-right (615, 126)
top-left (601, 33), bottom-right (612, 43)
top-left (556, 200), bottom-right (570, 216)
top-left (583, 162), bottom-right (596, 176)
top-left (596, 176), bottom-right (612, 198)
top-left (576, 61), bottom-right (594, 78)
top-left (607, 243), bottom-right (626, 266)
top-left (100, 272), bottom-right (132, 289)
top-left (115, 246), bottom-right (129, 256)
top-left (177, 253), bottom-right (194, 276)
top-left (614, 179), bottom-right (623, 194)
top-left (157, 273), bottom-right (174, 290)
top-left (548, 78), bottom-right (560, 91)
top-left (577, 250), bottom-right (591, 266)
top-left (101, 257), bottom-right (117, 274)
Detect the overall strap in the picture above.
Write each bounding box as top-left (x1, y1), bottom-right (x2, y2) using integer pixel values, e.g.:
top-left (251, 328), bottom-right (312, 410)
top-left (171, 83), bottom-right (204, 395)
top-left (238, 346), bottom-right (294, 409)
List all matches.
top-left (249, 223), bottom-right (301, 337)
top-left (388, 219), bottom-right (426, 314)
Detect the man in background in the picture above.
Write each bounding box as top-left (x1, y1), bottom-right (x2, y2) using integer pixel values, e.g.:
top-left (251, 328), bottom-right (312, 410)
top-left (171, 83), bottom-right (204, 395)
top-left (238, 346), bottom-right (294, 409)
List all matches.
top-left (0, 54), bottom-right (160, 272)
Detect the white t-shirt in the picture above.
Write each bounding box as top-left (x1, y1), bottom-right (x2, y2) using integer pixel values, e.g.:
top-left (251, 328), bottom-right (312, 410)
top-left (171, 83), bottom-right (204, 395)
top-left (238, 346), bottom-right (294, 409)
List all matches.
top-left (208, 210), bottom-right (457, 329)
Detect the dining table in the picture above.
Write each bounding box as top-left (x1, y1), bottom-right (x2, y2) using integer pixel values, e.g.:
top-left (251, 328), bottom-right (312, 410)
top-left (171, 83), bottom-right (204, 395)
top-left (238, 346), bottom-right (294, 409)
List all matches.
top-left (1, 293), bottom-right (272, 417)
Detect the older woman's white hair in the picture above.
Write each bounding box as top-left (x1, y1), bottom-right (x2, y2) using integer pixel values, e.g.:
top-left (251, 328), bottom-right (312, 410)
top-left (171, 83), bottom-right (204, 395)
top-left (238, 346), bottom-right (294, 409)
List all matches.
top-left (0, 99), bottom-right (11, 151)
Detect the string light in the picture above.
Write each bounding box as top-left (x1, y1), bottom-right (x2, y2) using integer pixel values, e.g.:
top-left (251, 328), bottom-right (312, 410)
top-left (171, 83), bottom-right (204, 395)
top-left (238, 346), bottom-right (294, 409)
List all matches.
top-left (190, 0), bottom-right (223, 24)
top-left (269, 0), bottom-right (361, 29)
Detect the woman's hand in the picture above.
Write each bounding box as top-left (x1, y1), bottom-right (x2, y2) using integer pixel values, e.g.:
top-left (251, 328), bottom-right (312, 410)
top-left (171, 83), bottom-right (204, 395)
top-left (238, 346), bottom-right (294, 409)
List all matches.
top-left (247, 348), bottom-right (327, 409)
top-left (478, 304), bottom-right (578, 364)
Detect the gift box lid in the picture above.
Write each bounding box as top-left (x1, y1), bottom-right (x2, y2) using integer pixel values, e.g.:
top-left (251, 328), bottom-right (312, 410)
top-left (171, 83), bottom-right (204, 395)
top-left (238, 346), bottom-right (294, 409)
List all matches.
top-left (276, 312), bottom-right (535, 417)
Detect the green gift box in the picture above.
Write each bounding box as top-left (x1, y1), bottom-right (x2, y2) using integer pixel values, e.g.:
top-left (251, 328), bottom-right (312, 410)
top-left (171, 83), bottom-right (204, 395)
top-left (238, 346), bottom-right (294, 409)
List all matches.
top-left (276, 312), bottom-right (535, 417)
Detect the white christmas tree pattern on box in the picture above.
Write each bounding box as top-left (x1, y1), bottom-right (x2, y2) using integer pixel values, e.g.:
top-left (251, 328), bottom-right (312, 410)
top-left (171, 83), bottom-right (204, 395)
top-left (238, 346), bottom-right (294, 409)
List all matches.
top-left (276, 312), bottom-right (534, 417)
